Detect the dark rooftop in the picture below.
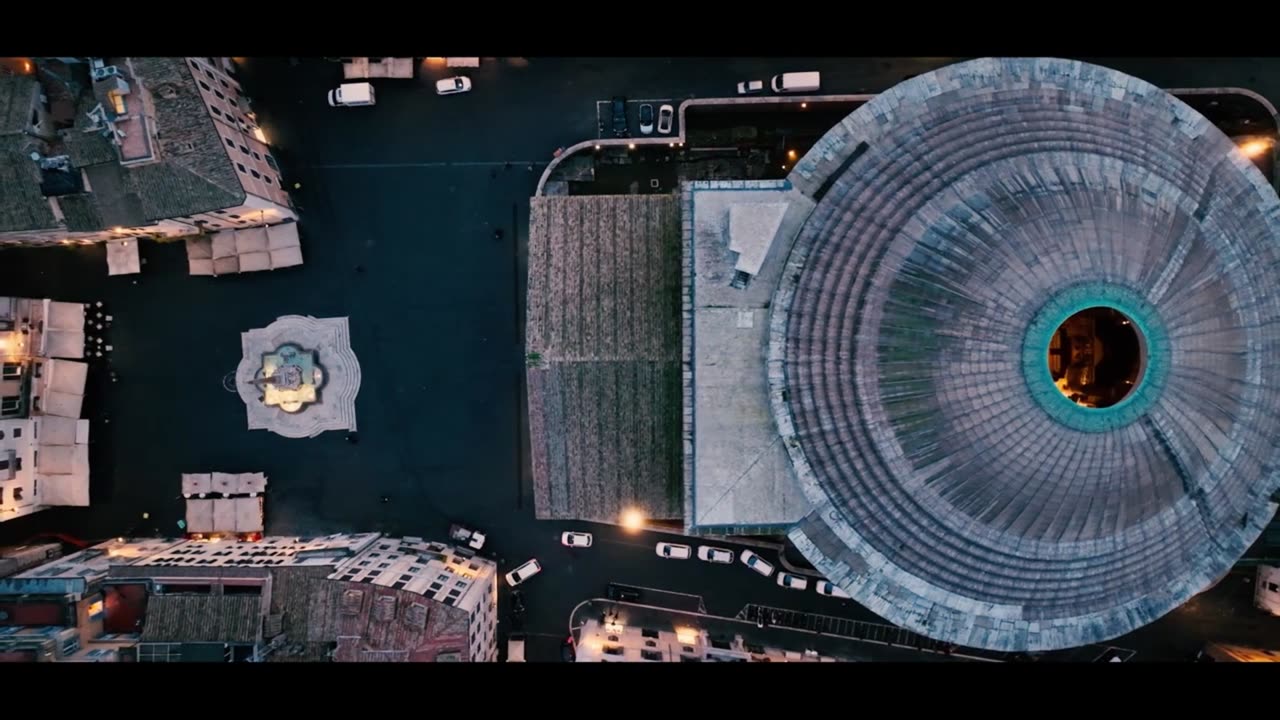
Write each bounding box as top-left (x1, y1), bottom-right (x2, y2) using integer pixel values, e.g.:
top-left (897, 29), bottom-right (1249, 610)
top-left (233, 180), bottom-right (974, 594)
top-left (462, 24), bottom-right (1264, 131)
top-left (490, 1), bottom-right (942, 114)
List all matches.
top-left (139, 594), bottom-right (262, 644)
top-left (526, 194), bottom-right (684, 523)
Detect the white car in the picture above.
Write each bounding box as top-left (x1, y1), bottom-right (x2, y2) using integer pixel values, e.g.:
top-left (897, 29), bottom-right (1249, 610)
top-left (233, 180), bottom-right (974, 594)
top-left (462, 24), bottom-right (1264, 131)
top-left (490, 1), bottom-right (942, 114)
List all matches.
top-left (776, 572), bottom-right (808, 591)
top-left (656, 104), bottom-right (674, 135)
top-left (561, 531), bottom-right (593, 548)
top-left (655, 542), bottom-right (692, 560)
top-left (697, 545), bottom-right (733, 564)
top-left (505, 558), bottom-right (542, 587)
top-left (737, 80), bottom-right (765, 95)
top-left (638, 103), bottom-right (655, 135)
top-left (739, 549), bottom-right (775, 577)
top-left (815, 580), bottom-right (851, 599)
top-left (436, 76), bottom-right (472, 96)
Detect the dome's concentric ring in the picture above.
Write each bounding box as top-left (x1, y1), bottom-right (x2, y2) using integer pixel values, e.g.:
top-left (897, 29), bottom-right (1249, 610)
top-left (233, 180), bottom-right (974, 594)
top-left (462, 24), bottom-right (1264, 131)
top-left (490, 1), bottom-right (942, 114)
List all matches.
top-left (771, 58), bottom-right (1280, 651)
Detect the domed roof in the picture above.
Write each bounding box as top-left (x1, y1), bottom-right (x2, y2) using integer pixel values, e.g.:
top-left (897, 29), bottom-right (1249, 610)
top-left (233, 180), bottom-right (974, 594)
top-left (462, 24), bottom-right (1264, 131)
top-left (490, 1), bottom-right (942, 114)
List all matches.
top-left (772, 58), bottom-right (1280, 651)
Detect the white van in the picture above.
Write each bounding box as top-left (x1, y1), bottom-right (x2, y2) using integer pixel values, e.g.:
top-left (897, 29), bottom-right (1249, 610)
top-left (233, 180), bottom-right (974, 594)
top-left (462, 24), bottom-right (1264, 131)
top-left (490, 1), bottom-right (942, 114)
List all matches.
top-left (771, 71), bottom-right (821, 94)
top-left (328, 82), bottom-right (375, 107)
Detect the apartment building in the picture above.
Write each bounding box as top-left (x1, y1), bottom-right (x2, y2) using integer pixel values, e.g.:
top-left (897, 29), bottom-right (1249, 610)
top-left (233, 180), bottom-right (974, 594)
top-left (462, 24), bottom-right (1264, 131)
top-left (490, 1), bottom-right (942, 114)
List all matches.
top-left (0, 533), bottom-right (499, 662)
top-left (0, 57), bottom-right (295, 247)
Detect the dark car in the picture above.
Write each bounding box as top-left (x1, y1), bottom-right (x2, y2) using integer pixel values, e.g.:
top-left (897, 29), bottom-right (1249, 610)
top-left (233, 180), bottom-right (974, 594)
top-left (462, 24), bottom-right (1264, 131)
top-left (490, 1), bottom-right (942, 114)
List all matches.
top-left (607, 583), bottom-right (642, 602)
top-left (511, 590), bottom-right (527, 616)
top-left (611, 96), bottom-right (629, 138)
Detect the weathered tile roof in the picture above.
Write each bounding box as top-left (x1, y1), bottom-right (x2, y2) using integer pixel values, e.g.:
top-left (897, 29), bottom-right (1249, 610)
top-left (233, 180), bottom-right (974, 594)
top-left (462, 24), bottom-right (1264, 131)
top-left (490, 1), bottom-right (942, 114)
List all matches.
top-left (56, 193), bottom-right (104, 231)
top-left (125, 57), bottom-right (243, 220)
top-left (526, 194), bottom-right (684, 522)
top-left (0, 134), bottom-right (56, 232)
top-left (140, 594), bottom-right (262, 644)
top-left (0, 76), bottom-right (36, 134)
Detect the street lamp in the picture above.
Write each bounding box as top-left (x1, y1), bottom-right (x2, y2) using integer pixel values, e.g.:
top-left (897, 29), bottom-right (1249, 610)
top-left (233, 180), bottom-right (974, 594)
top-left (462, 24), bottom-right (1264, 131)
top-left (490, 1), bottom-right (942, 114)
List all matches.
top-left (620, 508), bottom-right (645, 533)
top-left (1238, 137), bottom-right (1275, 159)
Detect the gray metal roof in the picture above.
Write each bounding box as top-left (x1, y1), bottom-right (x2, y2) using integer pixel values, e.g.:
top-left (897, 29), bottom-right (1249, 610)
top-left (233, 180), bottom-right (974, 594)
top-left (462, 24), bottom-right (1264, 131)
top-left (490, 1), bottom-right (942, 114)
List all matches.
top-left (772, 58), bottom-right (1280, 652)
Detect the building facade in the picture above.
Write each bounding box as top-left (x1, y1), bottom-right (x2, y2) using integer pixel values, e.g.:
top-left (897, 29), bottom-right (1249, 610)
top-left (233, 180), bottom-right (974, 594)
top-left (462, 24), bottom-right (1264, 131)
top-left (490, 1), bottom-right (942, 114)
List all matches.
top-left (0, 533), bottom-right (498, 662)
top-left (0, 57), bottom-right (295, 247)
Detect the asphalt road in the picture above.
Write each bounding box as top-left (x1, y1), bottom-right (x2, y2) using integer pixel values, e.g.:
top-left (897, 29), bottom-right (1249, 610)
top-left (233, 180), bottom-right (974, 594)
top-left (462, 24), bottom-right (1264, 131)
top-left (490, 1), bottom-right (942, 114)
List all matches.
top-left (2, 57), bottom-right (1279, 662)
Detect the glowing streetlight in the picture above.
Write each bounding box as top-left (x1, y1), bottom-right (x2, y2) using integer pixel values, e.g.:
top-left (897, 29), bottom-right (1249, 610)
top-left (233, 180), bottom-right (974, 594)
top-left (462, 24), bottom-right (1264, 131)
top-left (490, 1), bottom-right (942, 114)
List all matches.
top-left (620, 508), bottom-right (645, 532)
top-left (1238, 138), bottom-right (1275, 159)
top-left (628, 143), bottom-right (636, 150)
top-left (787, 149), bottom-right (797, 160)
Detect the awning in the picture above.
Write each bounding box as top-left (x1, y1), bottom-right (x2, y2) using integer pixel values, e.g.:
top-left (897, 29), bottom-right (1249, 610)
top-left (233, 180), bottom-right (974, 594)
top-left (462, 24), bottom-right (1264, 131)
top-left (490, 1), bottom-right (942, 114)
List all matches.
top-left (187, 225), bottom-right (303, 275)
top-left (106, 239), bottom-right (141, 276)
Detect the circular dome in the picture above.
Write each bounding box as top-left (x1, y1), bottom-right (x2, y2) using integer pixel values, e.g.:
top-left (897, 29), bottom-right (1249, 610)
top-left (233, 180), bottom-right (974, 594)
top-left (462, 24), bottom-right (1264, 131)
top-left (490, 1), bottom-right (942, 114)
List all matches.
top-left (772, 58), bottom-right (1280, 651)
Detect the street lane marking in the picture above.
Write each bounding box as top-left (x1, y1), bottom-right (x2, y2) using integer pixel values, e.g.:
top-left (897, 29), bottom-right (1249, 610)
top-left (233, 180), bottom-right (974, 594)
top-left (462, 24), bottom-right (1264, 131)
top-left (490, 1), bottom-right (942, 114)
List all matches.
top-left (311, 161), bottom-right (547, 169)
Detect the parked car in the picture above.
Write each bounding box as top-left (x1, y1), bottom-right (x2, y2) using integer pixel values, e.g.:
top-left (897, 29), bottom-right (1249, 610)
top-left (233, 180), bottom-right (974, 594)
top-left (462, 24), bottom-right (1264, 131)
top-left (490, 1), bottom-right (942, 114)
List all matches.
top-left (657, 104), bottom-right (674, 134)
top-left (607, 583), bottom-right (643, 602)
top-left (505, 558), bottom-right (542, 587)
top-left (655, 542), bottom-right (692, 559)
top-left (510, 590), bottom-right (527, 616)
top-left (737, 80), bottom-right (765, 95)
top-left (739, 549), bottom-right (775, 577)
top-left (815, 580), bottom-right (851, 599)
top-left (639, 103), bottom-right (655, 135)
top-left (697, 545), bottom-right (734, 564)
top-left (776, 572), bottom-right (808, 591)
top-left (611, 96), bottom-right (629, 138)
top-left (435, 76), bottom-right (472, 96)
top-left (561, 531), bottom-right (593, 548)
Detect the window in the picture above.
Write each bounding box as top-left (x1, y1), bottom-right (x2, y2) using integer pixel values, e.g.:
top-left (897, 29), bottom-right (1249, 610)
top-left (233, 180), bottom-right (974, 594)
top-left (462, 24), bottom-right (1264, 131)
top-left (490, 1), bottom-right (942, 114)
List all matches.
top-left (265, 154), bottom-right (278, 170)
top-left (641, 649), bottom-right (664, 661)
top-left (239, 145), bottom-right (249, 155)
top-left (224, 138), bottom-right (234, 147)
top-left (641, 629), bottom-right (660, 639)
top-left (229, 214), bottom-right (241, 219)
top-left (211, 106), bottom-right (223, 116)
top-left (437, 574), bottom-right (449, 582)
top-left (1269, 582), bottom-right (1280, 593)
top-left (1, 362), bottom-right (18, 379)
top-left (204, 69), bottom-right (214, 80)
top-left (215, 90), bottom-right (225, 100)
top-left (468, 562), bottom-right (479, 571)
top-left (109, 93), bottom-right (126, 114)
top-left (252, 151), bottom-right (261, 160)
top-left (219, 77), bottom-right (230, 89)
top-left (1, 396), bottom-right (19, 413)
top-left (644, 640), bottom-right (657, 648)
top-left (236, 163), bottom-right (246, 174)
top-left (250, 169), bottom-right (261, 179)
top-left (263, 176), bottom-right (274, 186)
top-left (603, 646), bottom-right (624, 656)
top-left (682, 646), bottom-right (694, 653)
top-left (429, 583), bottom-right (442, 592)
top-left (0, 430), bottom-right (4, 439)
top-left (13, 457), bottom-right (20, 471)
top-left (0, 459), bottom-right (8, 472)
top-left (199, 80), bottom-right (211, 91)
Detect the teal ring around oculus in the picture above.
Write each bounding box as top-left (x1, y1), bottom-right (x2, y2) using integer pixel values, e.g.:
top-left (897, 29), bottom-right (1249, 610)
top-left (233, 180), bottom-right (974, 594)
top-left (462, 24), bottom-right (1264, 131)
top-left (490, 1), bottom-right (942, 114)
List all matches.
top-left (1021, 283), bottom-right (1169, 433)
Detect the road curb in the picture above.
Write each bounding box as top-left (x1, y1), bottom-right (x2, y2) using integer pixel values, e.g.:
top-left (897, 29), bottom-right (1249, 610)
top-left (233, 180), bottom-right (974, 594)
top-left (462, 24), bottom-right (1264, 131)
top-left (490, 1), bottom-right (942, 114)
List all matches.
top-left (535, 94), bottom-right (876, 196)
